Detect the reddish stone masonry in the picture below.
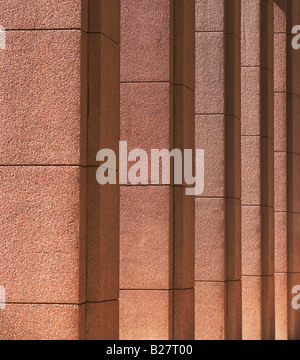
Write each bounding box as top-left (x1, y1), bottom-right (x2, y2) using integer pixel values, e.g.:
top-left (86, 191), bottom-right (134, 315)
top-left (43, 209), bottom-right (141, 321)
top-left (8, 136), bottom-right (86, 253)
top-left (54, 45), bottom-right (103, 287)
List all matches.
top-left (0, 0), bottom-right (300, 341)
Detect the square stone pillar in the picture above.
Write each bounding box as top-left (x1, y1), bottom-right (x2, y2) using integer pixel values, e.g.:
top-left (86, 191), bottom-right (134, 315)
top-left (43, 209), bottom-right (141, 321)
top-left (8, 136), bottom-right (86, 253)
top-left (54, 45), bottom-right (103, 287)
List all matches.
top-left (274, 0), bottom-right (288, 341)
top-left (120, 0), bottom-right (195, 340)
top-left (241, 0), bottom-right (275, 340)
top-left (0, 0), bottom-right (120, 340)
top-left (0, 0), bottom-right (88, 340)
top-left (287, 0), bottom-right (300, 341)
top-left (195, 0), bottom-right (242, 340)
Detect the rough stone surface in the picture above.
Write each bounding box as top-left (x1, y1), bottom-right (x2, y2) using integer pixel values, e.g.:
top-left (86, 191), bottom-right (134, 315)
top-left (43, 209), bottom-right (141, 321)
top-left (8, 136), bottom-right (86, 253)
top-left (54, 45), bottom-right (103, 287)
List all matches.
top-left (0, 304), bottom-right (85, 340)
top-left (0, 167), bottom-right (86, 304)
top-left (0, 30), bottom-right (87, 165)
top-left (0, 0), bottom-right (88, 30)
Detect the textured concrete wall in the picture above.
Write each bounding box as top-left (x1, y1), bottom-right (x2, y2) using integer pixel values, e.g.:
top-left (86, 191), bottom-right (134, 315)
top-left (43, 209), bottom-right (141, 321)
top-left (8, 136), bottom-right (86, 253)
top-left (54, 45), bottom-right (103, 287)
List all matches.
top-left (0, 0), bottom-right (300, 340)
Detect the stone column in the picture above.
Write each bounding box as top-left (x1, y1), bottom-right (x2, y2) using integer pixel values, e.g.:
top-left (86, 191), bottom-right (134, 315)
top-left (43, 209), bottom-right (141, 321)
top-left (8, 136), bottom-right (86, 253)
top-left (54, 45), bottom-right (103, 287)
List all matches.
top-left (0, 0), bottom-right (88, 340)
top-left (120, 0), bottom-right (195, 340)
top-left (287, 0), bottom-right (300, 341)
top-left (241, 0), bottom-right (275, 340)
top-left (86, 0), bottom-right (120, 340)
top-left (274, 0), bottom-right (288, 341)
top-left (0, 0), bottom-right (120, 340)
top-left (195, 0), bottom-right (242, 340)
